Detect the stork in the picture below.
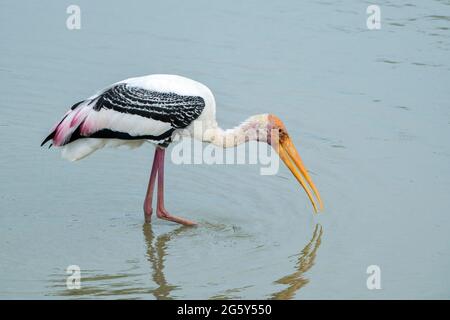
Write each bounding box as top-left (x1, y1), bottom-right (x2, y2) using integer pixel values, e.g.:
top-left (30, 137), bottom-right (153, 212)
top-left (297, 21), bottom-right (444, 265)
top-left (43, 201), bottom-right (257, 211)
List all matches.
top-left (41, 74), bottom-right (323, 226)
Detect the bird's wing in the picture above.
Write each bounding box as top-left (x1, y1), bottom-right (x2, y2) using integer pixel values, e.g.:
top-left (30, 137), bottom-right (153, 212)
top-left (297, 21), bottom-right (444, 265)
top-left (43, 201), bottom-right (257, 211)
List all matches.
top-left (92, 83), bottom-right (206, 129)
top-left (42, 83), bottom-right (206, 147)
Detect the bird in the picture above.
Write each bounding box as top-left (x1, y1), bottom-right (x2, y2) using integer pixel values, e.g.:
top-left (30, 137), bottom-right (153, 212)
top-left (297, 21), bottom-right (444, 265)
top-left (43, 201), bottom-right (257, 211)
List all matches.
top-left (41, 74), bottom-right (323, 226)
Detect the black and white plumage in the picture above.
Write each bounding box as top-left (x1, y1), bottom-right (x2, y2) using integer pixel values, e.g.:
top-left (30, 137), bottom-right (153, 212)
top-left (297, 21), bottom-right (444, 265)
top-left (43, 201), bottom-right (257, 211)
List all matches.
top-left (93, 84), bottom-right (205, 128)
top-left (41, 74), bottom-right (323, 226)
top-left (42, 74), bottom-right (216, 161)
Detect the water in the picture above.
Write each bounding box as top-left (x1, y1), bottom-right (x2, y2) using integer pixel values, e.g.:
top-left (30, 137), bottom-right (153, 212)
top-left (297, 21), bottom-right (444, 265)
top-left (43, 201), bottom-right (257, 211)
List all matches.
top-left (0, 0), bottom-right (449, 299)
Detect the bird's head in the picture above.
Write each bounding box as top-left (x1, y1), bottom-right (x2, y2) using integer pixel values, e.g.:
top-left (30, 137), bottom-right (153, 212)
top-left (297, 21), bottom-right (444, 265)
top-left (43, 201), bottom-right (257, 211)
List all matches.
top-left (205, 113), bottom-right (323, 213)
top-left (266, 114), bottom-right (323, 213)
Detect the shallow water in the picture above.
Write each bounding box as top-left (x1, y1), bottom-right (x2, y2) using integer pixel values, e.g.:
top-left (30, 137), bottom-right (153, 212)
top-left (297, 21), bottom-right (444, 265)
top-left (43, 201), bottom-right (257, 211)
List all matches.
top-left (0, 1), bottom-right (449, 299)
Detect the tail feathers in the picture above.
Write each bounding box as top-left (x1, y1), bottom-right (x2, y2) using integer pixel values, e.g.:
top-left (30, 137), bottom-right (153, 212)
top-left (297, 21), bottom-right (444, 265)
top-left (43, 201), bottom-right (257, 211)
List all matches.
top-left (40, 112), bottom-right (71, 147)
top-left (41, 100), bottom-right (91, 147)
top-left (41, 131), bottom-right (55, 147)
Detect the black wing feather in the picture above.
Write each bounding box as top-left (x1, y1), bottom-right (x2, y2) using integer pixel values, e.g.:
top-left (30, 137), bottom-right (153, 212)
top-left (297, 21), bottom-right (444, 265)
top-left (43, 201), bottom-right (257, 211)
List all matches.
top-left (93, 84), bottom-right (205, 128)
top-left (41, 85), bottom-right (205, 148)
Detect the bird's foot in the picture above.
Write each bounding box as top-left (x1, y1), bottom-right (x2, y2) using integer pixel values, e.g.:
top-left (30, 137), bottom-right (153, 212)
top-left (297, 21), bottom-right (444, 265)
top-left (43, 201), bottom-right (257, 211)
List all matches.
top-left (156, 207), bottom-right (196, 226)
top-left (144, 207), bottom-right (153, 223)
top-left (144, 212), bottom-right (152, 224)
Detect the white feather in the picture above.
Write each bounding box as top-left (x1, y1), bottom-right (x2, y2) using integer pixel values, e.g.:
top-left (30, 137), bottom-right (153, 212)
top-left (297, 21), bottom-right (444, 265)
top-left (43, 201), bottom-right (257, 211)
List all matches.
top-left (54, 74), bottom-right (219, 161)
top-left (61, 139), bottom-right (106, 161)
top-left (82, 108), bottom-right (172, 137)
top-left (61, 138), bottom-right (145, 161)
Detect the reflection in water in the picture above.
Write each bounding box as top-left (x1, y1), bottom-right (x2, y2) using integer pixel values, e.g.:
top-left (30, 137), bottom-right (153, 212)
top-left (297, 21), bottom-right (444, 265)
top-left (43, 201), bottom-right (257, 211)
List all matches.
top-left (270, 224), bottom-right (323, 300)
top-left (143, 223), bottom-right (190, 300)
top-left (47, 223), bottom-right (321, 299)
top-left (46, 224), bottom-right (189, 299)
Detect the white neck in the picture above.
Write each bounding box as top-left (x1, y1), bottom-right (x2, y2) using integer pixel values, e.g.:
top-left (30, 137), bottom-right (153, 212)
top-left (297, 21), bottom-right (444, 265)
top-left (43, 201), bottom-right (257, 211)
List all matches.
top-left (203, 114), bottom-right (269, 148)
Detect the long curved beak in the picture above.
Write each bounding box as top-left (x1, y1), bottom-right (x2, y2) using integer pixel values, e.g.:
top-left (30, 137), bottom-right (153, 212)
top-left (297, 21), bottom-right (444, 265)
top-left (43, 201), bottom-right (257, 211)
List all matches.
top-left (276, 137), bottom-right (323, 213)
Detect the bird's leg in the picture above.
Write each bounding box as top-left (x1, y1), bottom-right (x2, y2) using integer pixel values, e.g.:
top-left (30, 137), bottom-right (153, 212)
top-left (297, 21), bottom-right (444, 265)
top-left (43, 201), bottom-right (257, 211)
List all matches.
top-left (156, 148), bottom-right (196, 226)
top-left (143, 149), bottom-right (161, 223)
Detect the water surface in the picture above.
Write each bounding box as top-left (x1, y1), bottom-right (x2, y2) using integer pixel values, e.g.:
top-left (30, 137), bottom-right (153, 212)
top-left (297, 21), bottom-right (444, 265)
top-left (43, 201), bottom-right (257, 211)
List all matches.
top-left (0, 0), bottom-right (449, 299)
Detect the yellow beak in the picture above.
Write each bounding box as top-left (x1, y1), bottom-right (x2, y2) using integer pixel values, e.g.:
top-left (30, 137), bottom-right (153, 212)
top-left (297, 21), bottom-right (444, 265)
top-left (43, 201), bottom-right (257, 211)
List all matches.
top-left (277, 137), bottom-right (323, 213)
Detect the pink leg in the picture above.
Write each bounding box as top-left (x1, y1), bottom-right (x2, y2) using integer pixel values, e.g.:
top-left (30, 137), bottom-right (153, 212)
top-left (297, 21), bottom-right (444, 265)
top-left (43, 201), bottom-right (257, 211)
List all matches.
top-left (143, 149), bottom-right (161, 223)
top-left (156, 148), bottom-right (196, 226)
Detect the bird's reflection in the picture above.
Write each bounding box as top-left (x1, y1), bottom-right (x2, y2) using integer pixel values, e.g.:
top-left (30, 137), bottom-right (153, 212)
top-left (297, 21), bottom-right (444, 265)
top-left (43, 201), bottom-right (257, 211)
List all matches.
top-left (270, 224), bottom-right (323, 300)
top-left (142, 223), bottom-right (189, 300)
top-left (142, 222), bottom-right (322, 300)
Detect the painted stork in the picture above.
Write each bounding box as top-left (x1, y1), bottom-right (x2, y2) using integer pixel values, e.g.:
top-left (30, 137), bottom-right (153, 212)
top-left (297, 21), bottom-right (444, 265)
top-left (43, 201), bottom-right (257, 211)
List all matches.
top-left (41, 74), bottom-right (323, 226)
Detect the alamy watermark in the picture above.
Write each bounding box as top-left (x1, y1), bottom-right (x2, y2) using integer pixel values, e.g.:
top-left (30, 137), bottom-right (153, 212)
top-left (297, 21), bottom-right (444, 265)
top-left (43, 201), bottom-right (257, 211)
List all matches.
top-left (66, 265), bottom-right (81, 289)
top-left (169, 121), bottom-right (280, 176)
top-left (366, 265), bottom-right (382, 290)
top-left (66, 5), bottom-right (81, 30)
top-left (366, 5), bottom-right (381, 30)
